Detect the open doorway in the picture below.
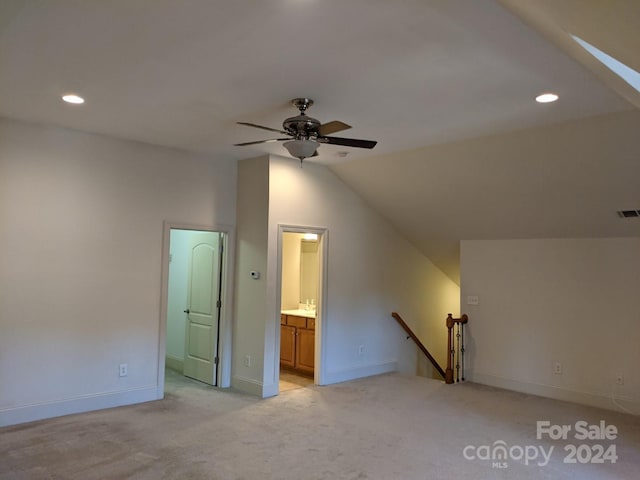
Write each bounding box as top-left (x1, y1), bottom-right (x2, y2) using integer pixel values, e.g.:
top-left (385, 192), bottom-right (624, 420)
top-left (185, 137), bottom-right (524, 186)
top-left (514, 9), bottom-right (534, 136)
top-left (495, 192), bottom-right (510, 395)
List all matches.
top-left (159, 225), bottom-right (232, 394)
top-left (277, 227), bottom-right (327, 392)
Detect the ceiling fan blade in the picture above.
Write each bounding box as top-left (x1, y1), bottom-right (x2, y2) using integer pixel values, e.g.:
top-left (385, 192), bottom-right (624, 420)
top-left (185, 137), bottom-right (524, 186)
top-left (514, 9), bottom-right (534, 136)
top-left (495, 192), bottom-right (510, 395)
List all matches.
top-left (237, 122), bottom-right (289, 135)
top-left (234, 138), bottom-right (289, 146)
top-left (318, 120), bottom-right (351, 136)
top-left (318, 136), bottom-right (377, 149)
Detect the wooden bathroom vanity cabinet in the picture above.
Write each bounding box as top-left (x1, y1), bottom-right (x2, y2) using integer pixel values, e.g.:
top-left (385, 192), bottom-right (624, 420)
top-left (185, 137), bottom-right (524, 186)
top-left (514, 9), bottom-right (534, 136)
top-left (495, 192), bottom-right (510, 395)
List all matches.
top-left (280, 313), bottom-right (315, 375)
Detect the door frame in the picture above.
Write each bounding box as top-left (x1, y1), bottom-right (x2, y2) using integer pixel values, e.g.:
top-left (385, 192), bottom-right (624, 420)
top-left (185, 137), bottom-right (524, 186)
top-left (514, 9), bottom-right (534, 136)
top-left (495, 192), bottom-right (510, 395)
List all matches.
top-left (275, 224), bottom-right (329, 387)
top-left (157, 221), bottom-right (235, 397)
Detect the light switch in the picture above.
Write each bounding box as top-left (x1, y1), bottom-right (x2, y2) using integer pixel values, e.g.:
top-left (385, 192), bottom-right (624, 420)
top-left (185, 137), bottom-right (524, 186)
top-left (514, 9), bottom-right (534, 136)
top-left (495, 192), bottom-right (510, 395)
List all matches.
top-left (467, 295), bottom-right (479, 305)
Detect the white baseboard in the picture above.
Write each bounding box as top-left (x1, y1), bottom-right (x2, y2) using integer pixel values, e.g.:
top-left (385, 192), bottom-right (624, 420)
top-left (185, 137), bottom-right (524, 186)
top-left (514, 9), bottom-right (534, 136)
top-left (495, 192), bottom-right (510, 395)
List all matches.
top-left (231, 375), bottom-right (264, 397)
top-left (262, 381), bottom-right (279, 398)
top-left (0, 385), bottom-right (159, 427)
top-left (230, 376), bottom-right (298, 398)
top-left (165, 355), bottom-right (184, 373)
top-left (470, 372), bottom-right (640, 415)
top-left (322, 361), bottom-right (397, 385)
top-left (233, 362), bottom-right (397, 397)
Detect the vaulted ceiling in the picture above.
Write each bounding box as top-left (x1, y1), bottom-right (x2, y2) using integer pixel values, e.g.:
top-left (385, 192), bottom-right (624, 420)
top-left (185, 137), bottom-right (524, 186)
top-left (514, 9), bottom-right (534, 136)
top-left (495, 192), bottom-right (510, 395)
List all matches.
top-left (1, 0), bottom-right (638, 283)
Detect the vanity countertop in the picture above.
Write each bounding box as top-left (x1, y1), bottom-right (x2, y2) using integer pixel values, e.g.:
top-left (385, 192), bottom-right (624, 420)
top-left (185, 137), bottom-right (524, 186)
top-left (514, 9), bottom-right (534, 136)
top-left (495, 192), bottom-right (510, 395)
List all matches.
top-left (281, 309), bottom-right (316, 319)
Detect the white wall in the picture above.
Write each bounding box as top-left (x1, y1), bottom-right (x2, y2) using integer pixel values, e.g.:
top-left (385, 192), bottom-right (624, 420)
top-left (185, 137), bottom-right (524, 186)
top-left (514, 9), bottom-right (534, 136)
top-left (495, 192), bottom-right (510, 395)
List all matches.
top-left (231, 156), bottom-right (270, 395)
top-left (460, 238), bottom-right (640, 413)
top-left (281, 232), bottom-right (303, 310)
top-left (0, 118), bottom-right (236, 426)
top-left (265, 157), bottom-right (459, 390)
top-left (232, 156), bottom-right (459, 397)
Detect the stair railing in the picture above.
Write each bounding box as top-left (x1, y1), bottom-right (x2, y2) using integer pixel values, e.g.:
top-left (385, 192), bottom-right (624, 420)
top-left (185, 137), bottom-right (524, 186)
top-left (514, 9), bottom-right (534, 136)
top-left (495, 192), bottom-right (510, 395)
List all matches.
top-left (391, 312), bottom-right (469, 384)
top-left (445, 313), bottom-right (469, 384)
top-left (391, 312), bottom-right (446, 379)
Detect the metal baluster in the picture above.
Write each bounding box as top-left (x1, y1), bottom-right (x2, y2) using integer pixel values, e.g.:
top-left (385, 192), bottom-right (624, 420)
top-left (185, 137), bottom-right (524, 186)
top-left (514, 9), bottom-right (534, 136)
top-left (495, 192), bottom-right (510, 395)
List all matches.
top-left (455, 322), bottom-right (461, 382)
top-left (450, 328), bottom-right (455, 383)
top-left (460, 323), bottom-right (465, 382)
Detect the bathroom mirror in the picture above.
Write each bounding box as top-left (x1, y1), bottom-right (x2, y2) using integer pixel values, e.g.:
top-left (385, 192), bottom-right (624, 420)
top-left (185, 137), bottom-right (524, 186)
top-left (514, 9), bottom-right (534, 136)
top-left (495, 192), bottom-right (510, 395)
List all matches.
top-left (299, 239), bottom-right (319, 305)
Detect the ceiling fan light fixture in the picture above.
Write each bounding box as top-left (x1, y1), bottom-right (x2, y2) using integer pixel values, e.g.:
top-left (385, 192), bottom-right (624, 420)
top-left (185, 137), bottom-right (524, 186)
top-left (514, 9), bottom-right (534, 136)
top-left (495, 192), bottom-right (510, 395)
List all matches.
top-left (283, 139), bottom-right (318, 161)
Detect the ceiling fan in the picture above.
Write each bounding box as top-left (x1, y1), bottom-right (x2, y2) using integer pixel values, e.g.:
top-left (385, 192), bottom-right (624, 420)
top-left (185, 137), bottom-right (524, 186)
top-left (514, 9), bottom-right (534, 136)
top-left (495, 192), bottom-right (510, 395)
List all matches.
top-left (234, 98), bottom-right (377, 162)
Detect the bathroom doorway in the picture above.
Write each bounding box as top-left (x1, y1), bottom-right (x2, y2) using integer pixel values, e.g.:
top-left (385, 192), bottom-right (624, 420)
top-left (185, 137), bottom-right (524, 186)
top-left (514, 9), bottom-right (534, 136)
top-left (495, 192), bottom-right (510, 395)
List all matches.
top-left (277, 226), bottom-right (327, 391)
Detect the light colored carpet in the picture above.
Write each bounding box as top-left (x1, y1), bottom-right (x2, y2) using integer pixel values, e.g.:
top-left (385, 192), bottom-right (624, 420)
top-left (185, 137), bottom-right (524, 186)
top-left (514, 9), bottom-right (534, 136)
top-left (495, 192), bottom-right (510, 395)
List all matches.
top-left (1, 372), bottom-right (638, 479)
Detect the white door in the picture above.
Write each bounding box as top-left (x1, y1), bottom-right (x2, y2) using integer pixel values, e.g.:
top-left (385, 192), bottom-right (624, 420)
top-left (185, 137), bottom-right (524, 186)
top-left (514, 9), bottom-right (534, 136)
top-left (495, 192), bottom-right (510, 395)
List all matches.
top-left (183, 232), bottom-right (223, 385)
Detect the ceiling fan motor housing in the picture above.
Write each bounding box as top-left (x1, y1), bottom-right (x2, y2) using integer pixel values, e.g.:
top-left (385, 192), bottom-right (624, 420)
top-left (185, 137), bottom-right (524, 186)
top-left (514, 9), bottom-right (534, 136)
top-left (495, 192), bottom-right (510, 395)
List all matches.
top-left (283, 98), bottom-right (320, 138)
top-left (283, 114), bottom-right (321, 138)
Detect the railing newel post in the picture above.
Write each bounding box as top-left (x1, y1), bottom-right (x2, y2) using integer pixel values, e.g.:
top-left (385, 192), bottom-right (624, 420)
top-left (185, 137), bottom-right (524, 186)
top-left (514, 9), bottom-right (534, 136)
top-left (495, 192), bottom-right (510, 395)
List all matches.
top-left (445, 313), bottom-right (454, 384)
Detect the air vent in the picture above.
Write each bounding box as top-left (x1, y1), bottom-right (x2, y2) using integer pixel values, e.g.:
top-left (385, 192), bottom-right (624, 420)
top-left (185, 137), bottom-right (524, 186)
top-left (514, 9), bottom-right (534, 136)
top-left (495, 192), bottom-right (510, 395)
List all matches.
top-left (617, 210), bottom-right (640, 218)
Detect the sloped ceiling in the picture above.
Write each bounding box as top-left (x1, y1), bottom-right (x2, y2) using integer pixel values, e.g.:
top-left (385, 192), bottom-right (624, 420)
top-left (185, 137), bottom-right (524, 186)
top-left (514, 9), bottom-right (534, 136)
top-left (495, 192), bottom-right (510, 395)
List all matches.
top-left (1, 1), bottom-right (638, 284)
top-left (498, 0), bottom-right (640, 108)
top-left (331, 0), bottom-right (640, 283)
top-left (332, 110), bottom-right (640, 284)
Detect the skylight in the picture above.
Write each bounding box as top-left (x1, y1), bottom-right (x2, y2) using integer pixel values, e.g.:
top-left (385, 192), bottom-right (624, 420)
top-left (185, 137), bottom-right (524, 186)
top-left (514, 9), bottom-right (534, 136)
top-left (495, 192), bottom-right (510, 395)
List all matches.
top-left (571, 34), bottom-right (640, 93)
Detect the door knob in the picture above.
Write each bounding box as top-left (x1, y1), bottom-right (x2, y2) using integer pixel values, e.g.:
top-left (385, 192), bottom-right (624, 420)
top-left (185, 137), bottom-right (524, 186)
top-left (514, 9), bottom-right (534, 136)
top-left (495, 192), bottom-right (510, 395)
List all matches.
top-left (183, 309), bottom-right (190, 314)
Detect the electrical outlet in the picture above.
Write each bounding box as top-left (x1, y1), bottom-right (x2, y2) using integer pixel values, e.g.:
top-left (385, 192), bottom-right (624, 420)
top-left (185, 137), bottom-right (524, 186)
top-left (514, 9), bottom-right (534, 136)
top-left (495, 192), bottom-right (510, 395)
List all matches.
top-left (244, 355), bottom-right (251, 367)
top-left (358, 345), bottom-right (364, 355)
top-left (554, 362), bottom-right (562, 375)
top-left (616, 374), bottom-right (624, 385)
top-left (119, 363), bottom-right (128, 377)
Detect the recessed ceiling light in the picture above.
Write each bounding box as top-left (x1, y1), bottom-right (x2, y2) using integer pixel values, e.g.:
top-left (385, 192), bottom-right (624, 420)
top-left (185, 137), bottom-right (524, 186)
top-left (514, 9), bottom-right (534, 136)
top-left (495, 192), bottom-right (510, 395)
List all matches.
top-left (535, 93), bottom-right (559, 103)
top-left (62, 94), bottom-right (85, 104)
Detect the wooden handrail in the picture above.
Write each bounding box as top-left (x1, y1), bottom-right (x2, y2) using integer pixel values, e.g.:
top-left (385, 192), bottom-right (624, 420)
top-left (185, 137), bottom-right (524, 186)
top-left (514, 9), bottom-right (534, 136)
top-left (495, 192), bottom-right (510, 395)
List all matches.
top-left (391, 312), bottom-right (446, 379)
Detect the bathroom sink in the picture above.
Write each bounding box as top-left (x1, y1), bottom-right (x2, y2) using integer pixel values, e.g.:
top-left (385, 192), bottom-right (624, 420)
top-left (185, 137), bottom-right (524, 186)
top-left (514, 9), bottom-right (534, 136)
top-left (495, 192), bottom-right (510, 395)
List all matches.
top-left (281, 309), bottom-right (316, 319)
